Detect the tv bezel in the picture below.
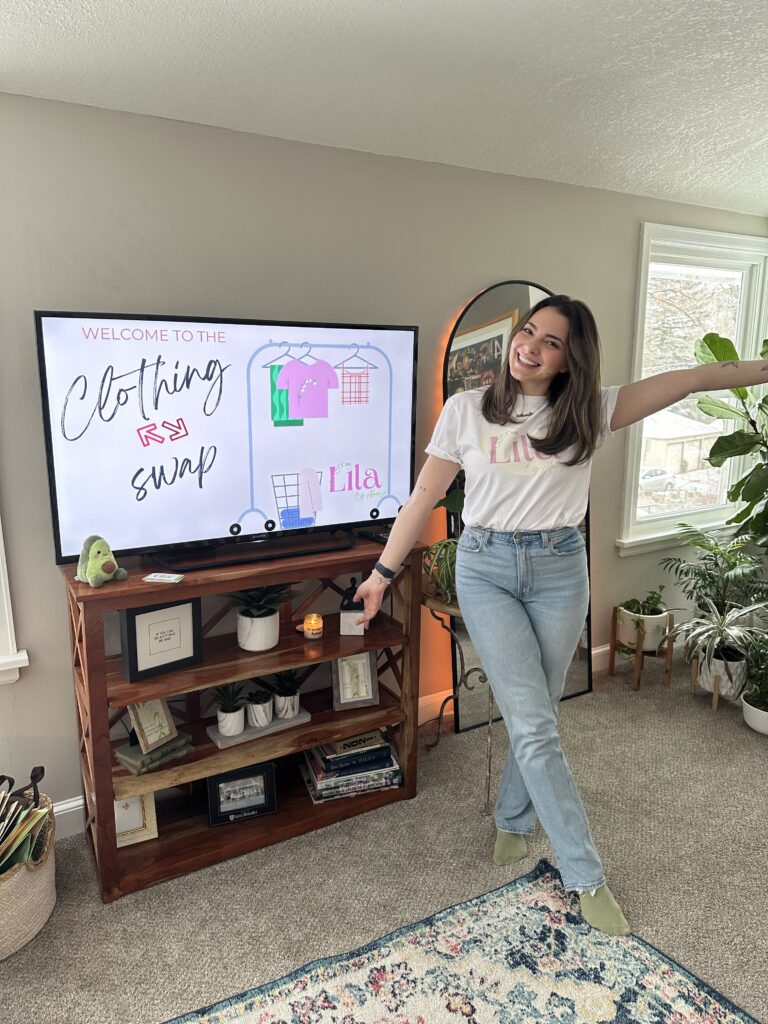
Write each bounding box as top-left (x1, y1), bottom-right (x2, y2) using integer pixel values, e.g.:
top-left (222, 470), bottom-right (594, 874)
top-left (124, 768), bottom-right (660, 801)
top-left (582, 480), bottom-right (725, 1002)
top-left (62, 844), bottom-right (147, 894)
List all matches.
top-left (35, 310), bottom-right (419, 565)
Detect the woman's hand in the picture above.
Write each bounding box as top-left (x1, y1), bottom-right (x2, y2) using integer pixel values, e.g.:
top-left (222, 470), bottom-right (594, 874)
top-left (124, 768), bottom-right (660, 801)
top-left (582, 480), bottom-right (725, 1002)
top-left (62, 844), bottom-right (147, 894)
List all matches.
top-left (354, 575), bottom-right (390, 629)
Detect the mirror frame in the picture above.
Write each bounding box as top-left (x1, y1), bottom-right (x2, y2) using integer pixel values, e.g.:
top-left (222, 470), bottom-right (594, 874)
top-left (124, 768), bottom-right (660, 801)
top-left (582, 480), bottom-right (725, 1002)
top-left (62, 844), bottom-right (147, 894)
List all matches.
top-left (441, 280), bottom-right (593, 733)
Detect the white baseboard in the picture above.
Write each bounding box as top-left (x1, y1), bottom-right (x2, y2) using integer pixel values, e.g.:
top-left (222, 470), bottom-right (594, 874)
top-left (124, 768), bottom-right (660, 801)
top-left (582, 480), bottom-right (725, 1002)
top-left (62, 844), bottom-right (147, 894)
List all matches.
top-left (53, 796), bottom-right (86, 840)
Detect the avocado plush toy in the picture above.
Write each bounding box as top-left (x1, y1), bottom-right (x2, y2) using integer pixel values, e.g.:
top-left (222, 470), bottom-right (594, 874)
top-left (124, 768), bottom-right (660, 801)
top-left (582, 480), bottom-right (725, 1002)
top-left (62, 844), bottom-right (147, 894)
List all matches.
top-left (76, 535), bottom-right (129, 588)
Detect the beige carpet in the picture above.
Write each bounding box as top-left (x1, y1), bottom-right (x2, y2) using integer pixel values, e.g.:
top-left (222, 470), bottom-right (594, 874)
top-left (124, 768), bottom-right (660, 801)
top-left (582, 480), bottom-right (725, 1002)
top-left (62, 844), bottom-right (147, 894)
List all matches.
top-left (0, 654), bottom-right (765, 1024)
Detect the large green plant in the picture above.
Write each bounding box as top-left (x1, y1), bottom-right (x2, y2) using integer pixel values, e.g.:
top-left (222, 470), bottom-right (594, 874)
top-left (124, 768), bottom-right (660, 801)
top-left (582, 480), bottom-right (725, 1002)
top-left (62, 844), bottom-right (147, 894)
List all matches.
top-left (659, 523), bottom-right (768, 614)
top-left (745, 634), bottom-right (768, 712)
top-left (423, 538), bottom-right (458, 602)
top-left (694, 332), bottom-right (768, 540)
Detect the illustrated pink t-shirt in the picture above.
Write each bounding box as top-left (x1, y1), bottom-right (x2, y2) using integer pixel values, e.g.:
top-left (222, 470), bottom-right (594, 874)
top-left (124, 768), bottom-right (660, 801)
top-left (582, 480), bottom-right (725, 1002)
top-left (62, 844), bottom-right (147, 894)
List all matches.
top-left (276, 359), bottom-right (339, 418)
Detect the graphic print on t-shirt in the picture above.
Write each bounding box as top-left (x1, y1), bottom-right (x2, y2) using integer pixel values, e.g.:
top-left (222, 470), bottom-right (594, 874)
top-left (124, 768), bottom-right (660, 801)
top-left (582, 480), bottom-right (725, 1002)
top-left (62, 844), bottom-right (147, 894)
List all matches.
top-left (276, 358), bottom-right (339, 419)
top-left (485, 427), bottom-right (563, 474)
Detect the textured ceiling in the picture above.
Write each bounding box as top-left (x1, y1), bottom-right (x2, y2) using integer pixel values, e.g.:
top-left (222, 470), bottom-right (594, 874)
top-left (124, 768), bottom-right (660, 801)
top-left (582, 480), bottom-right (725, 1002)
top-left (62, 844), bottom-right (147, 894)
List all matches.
top-left (1, 0), bottom-right (767, 216)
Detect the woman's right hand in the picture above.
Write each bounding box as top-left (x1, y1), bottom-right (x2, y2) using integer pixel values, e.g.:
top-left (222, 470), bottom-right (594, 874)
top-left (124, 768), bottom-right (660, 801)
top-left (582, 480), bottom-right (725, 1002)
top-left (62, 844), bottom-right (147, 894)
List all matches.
top-left (353, 575), bottom-right (389, 629)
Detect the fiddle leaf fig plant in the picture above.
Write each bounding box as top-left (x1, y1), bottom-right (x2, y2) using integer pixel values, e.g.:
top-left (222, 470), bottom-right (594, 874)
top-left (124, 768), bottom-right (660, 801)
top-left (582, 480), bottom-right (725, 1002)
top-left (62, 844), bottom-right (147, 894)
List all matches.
top-left (695, 332), bottom-right (768, 540)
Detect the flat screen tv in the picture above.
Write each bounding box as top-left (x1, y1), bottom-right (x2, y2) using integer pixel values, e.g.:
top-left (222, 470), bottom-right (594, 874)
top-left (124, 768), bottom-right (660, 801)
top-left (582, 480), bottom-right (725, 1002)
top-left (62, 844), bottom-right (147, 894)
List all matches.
top-left (35, 312), bottom-right (418, 565)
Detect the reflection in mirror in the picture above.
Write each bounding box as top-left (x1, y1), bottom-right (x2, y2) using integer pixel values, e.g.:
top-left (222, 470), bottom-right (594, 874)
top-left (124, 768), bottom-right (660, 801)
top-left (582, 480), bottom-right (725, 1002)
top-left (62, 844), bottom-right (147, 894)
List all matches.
top-left (441, 281), bottom-right (593, 733)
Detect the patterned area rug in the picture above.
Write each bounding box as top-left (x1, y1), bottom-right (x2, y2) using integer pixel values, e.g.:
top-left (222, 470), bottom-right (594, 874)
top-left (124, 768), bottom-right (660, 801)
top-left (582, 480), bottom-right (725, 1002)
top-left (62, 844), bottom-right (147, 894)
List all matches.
top-left (165, 859), bottom-right (758, 1024)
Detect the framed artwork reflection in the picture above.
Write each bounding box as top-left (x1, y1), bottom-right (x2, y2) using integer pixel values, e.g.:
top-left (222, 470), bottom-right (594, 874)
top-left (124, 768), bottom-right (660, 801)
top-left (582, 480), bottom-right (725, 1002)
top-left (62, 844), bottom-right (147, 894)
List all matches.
top-left (446, 310), bottom-right (519, 397)
top-left (120, 598), bottom-right (202, 682)
top-left (332, 651), bottom-right (379, 711)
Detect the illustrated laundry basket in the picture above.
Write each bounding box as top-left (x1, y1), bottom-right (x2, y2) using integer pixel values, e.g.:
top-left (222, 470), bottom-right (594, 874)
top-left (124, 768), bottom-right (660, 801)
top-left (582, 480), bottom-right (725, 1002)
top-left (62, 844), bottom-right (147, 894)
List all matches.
top-left (272, 471), bottom-right (323, 529)
top-left (0, 794), bottom-right (56, 960)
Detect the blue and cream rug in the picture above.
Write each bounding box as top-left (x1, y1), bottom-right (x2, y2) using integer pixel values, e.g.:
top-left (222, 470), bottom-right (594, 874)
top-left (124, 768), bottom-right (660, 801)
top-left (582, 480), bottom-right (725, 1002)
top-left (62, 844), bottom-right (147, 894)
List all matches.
top-left (166, 859), bottom-right (758, 1023)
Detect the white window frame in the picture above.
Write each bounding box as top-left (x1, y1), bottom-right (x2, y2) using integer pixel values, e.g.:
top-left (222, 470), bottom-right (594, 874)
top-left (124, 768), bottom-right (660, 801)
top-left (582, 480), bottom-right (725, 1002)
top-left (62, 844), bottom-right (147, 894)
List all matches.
top-left (0, 511), bottom-right (28, 685)
top-left (617, 223), bottom-right (768, 557)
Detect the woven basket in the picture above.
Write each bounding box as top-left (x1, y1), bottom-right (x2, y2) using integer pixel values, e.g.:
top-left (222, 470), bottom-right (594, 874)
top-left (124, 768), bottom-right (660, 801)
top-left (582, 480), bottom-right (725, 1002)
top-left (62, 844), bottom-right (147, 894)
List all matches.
top-left (0, 794), bottom-right (56, 960)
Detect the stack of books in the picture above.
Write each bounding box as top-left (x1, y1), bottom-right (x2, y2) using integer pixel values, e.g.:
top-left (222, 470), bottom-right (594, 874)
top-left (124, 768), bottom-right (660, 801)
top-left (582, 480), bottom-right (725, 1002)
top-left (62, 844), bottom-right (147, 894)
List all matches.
top-left (300, 729), bottom-right (401, 804)
top-left (114, 731), bottom-right (194, 775)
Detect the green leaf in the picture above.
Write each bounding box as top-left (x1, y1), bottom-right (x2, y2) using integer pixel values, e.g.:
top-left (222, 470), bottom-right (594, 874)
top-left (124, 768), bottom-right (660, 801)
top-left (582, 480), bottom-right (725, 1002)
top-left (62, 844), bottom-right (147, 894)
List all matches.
top-left (434, 489), bottom-right (464, 514)
top-left (727, 474), bottom-right (748, 502)
top-left (760, 339), bottom-right (768, 360)
top-left (741, 464), bottom-right (768, 502)
top-left (696, 395), bottom-right (749, 422)
top-left (708, 431), bottom-right (762, 467)
top-left (695, 333), bottom-right (740, 364)
top-left (725, 500), bottom-right (757, 525)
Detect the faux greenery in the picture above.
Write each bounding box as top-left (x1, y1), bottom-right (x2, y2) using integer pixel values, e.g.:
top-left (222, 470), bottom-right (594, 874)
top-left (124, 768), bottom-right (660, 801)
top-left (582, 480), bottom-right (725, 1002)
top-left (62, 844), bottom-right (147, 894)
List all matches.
top-left (423, 537), bottom-right (458, 602)
top-left (659, 523), bottom-right (768, 614)
top-left (264, 669), bottom-right (302, 697)
top-left (693, 332), bottom-right (768, 541)
top-left (745, 635), bottom-right (768, 712)
top-left (247, 684), bottom-right (272, 705)
top-left (227, 584), bottom-right (296, 619)
top-left (212, 681), bottom-right (248, 713)
top-left (666, 599), bottom-right (768, 697)
top-left (619, 585), bottom-right (666, 616)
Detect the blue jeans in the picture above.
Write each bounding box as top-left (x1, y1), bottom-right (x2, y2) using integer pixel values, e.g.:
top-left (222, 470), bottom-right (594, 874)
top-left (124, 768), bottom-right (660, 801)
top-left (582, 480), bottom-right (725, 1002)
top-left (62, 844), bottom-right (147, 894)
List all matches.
top-left (455, 524), bottom-right (604, 893)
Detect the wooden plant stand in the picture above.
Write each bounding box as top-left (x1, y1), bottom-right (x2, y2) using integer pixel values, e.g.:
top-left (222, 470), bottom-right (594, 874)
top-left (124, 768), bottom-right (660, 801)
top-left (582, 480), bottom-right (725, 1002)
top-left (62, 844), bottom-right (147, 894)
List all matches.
top-left (61, 539), bottom-right (424, 902)
top-left (608, 607), bottom-right (675, 690)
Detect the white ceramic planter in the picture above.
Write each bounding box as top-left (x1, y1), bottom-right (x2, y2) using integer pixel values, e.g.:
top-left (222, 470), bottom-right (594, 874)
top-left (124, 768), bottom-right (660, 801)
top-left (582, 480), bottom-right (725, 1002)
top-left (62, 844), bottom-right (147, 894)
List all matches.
top-left (742, 693), bottom-right (768, 734)
top-left (697, 653), bottom-right (746, 703)
top-left (247, 698), bottom-right (274, 729)
top-left (217, 707), bottom-right (245, 736)
top-left (616, 607), bottom-right (668, 652)
top-left (236, 610), bottom-right (280, 652)
top-left (274, 694), bottom-right (300, 719)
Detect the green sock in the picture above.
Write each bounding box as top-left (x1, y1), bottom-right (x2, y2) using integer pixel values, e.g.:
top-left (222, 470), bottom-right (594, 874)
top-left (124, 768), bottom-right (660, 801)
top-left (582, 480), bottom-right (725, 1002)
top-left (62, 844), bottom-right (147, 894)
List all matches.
top-left (493, 830), bottom-right (528, 865)
top-left (579, 885), bottom-right (630, 936)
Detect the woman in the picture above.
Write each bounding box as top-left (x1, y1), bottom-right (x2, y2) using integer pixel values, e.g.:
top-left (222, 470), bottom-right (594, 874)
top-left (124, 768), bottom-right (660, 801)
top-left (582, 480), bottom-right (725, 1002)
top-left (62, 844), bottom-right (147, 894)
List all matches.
top-left (355, 294), bottom-right (766, 935)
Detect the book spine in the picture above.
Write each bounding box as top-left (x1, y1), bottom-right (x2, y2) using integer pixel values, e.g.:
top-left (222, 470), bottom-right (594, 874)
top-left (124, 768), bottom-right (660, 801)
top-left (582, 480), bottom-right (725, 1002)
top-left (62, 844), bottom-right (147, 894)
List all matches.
top-left (305, 750), bottom-right (397, 786)
top-left (115, 744), bottom-right (193, 775)
top-left (320, 746), bottom-right (392, 772)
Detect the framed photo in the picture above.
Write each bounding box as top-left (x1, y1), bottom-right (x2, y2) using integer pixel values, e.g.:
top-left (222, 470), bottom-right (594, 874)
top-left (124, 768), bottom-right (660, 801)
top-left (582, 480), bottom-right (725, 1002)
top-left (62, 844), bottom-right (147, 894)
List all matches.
top-left (120, 598), bottom-right (202, 682)
top-left (207, 762), bottom-right (277, 826)
top-left (127, 698), bottom-right (179, 754)
top-left (447, 310), bottom-right (519, 397)
top-left (332, 651), bottom-right (379, 710)
top-left (114, 794), bottom-right (158, 847)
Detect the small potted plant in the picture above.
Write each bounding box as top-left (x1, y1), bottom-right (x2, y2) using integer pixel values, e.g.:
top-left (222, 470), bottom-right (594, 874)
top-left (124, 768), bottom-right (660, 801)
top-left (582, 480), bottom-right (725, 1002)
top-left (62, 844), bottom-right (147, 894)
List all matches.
top-left (246, 683), bottom-right (274, 729)
top-left (227, 584), bottom-right (296, 652)
top-left (212, 682), bottom-right (248, 736)
top-left (616, 585), bottom-right (667, 653)
top-left (423, 538), bottom-right (458, 604)
top-left (743, 635), bottom-right (768, 734)
top-left (666, 599), bottom-right (767, 704)
top-left (265, 669), bottom-right (303, 719)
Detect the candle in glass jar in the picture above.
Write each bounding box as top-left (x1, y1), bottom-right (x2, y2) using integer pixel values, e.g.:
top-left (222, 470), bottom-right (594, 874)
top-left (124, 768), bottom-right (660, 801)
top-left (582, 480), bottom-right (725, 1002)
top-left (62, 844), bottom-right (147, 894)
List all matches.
top-left (303, 613), bottom-right (323, 639)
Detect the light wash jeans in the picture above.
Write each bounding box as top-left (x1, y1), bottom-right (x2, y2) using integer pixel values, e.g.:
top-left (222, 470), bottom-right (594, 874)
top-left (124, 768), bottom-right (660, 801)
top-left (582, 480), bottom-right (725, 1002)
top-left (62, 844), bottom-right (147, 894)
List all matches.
top-left (455, 524), bottom-right (605, 893)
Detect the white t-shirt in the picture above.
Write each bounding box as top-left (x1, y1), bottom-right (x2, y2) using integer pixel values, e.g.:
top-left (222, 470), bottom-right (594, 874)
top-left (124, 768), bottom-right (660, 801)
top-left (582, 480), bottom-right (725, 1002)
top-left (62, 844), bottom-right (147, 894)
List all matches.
top-left (425, 386), bottom-right (621, 530)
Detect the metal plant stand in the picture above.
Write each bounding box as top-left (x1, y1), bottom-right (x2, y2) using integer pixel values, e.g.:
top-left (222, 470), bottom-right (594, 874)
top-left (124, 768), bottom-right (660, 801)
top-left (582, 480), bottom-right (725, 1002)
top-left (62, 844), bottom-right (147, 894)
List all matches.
top-left (422, 592), bottom-right (496, 814)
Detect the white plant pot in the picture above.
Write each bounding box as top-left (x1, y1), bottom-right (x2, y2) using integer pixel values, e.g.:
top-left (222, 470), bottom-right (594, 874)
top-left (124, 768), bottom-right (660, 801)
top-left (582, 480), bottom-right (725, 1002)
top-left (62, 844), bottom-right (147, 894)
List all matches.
top-left (247, 698), bottom-right (273, 729)
top-left (741, 693), bottom-right (768, 734)
top-left (274, 694), bottom-right (300, 719)
top-left (697, 653), bottom-right (746, 703)
top-left (217, 707), bottom-right (245, 736)
top-left (616, 607), bottom-right (668, 652)
top-left (236, 610), bottom-right (280, 652)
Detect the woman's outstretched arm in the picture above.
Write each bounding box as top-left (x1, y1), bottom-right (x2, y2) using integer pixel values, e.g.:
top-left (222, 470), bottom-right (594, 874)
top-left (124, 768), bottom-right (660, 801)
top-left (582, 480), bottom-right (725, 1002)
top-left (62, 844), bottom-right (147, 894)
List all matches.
top-left (611, 359), bottom-right (768, 431)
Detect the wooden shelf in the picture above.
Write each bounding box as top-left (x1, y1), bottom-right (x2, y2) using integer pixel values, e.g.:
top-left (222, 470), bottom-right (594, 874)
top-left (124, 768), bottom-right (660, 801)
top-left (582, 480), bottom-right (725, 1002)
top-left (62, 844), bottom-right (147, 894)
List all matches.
top-left (106, 612), bottom-right (405, 707)
top-left (113, 763), bottom-right (404, 899)
top-left (111, 686), bottom-right (404, 799)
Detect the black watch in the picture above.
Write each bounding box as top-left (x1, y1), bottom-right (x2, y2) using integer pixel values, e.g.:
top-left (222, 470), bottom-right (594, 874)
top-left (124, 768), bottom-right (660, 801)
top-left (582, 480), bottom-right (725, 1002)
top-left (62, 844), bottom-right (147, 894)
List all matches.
top-left (374, 561), bottom-right (396, 580)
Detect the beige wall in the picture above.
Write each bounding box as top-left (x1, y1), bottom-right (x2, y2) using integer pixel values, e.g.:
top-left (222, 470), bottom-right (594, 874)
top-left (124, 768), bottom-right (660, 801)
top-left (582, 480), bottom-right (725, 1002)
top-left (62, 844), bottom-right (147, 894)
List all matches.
top-left (0, 92), bottom-right (765, 804)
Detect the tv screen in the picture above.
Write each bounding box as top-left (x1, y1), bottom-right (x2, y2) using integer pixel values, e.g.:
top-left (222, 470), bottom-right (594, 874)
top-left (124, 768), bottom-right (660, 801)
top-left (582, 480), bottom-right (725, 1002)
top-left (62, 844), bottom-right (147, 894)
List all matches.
top-left (35, 312), bottom-right (418, 563)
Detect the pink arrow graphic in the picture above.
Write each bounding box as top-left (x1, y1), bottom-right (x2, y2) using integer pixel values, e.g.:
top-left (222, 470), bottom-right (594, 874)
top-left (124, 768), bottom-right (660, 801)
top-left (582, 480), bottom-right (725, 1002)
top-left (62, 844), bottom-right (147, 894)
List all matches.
top-left (162, 418), bottom-right (189, 441)
top-left (137, 423), bottom-right (165, 447)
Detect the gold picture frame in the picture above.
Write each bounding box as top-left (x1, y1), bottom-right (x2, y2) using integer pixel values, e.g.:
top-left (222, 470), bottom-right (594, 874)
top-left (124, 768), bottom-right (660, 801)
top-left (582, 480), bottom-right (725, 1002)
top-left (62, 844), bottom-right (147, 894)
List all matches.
top-left (114, 794), bottom-right (158, 847)
top-left (127, 698), bottom-right (178, 754)
top-left (331, 651), bottom-right (379, 711)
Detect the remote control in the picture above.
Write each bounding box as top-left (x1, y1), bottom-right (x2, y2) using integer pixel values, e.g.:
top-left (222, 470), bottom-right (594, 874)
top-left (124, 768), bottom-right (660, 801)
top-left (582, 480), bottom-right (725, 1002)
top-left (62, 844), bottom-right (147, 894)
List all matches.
top-left (143, 572), bottom-right (185, 584)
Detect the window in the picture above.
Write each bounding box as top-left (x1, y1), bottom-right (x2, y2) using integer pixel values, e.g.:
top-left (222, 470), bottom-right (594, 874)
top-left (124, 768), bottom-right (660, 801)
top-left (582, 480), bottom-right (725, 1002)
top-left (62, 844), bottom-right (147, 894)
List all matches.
top-left (619, 224), bottom-right (768, 555)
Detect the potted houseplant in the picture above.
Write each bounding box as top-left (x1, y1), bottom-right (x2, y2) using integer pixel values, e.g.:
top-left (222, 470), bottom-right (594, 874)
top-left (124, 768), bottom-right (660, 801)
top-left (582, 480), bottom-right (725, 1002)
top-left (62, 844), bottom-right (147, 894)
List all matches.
top-left (616, 585), bottom-right (668, 653)
top-left (666, 599), bottom-right (767, 704)
top-left (265, 669), bottom-right (303, 719)
top-left (423, 538), bottom-right (458, 604)
top-left (246, 683), bottom-right (274, 729)
top-left (743, 635), bottom-right (768, 734)
top-left (228, 584), bottom-right (296, 652)
top-left (212, 682), bottom-right (247, 736)
top-left (660, 523), bottom-right (768, 615)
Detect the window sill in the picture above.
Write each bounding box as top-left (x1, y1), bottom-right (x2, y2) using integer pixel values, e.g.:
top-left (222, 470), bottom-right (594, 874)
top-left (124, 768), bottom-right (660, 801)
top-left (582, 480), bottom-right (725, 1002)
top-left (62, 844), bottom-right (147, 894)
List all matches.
top-left (616, 521), bottom-right (734, 557)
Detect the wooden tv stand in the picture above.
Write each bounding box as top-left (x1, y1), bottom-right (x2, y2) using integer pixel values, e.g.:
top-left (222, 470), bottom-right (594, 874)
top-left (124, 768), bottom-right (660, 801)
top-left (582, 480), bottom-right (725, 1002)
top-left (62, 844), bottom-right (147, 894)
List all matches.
top-left (60, 539), bottom-right (424, 902)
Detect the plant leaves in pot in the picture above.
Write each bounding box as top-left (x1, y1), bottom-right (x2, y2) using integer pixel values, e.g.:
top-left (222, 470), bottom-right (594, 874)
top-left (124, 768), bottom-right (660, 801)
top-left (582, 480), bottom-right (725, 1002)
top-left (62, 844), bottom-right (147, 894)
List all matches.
top-left (743, 633), bottom-right (768, 734)
top-left (213, 681), bottom-right (247, 736)
top-left (423, 538), bottom-right (458, 604)
top-left (264, 670), bottom-right (303, 719)
top-left (228, 584), bottom-right (297, 652)
top-left (246, 682), bottom-right (274, 729)
top-left (616, 585), bottom-right (668, 653)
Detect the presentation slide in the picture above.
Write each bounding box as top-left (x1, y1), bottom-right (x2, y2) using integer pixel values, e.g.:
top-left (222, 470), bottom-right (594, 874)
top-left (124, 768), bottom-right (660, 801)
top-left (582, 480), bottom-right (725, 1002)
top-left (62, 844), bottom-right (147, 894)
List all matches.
top-left (37, 315), bottom-right (417, 561)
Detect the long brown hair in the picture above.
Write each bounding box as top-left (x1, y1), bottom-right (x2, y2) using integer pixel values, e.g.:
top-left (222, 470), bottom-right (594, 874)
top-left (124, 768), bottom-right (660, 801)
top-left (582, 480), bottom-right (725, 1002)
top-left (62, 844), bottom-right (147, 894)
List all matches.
top-left (480, 294), bottom-right (603, 465)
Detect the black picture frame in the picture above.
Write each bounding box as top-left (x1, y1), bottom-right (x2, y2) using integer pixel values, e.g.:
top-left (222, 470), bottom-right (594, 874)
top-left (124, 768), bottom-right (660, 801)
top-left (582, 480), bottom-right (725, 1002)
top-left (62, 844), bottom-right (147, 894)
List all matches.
top-left (120, 598), bottom-right (202, 682)
top-left (207, 762), bottom-right (277, 826)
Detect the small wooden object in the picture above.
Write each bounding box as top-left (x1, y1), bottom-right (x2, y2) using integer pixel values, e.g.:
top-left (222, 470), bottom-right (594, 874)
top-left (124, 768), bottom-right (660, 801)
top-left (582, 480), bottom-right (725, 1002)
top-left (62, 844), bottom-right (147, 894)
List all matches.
top-left (689, 657), bottom-right (722, 712)
top-left (608, 607), bottom-right (675, 690)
